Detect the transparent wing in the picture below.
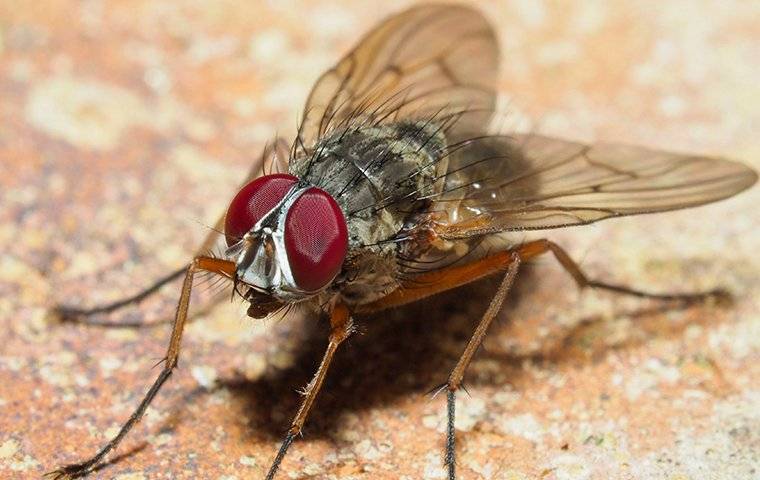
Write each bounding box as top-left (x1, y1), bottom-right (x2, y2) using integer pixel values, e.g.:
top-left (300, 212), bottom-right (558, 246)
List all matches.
top-left (296, 4), bottom-right (499, 153)
top-left (203, 137), bottom-right (291, 255)
top-left (434, 134), bottom-right (757, 238)
top-left (260, 137), bottom-right (290, 176)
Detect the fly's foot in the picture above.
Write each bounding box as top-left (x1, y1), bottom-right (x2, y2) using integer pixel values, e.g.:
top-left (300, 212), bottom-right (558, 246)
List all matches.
top-left (670, 287), bottom-right (733, 307)
top-left (704, 288), bottom-right (733, 307)
top-left (45, 305), bottom-right (85, 325)
top-left (44, 462), bottom-right (94, 480)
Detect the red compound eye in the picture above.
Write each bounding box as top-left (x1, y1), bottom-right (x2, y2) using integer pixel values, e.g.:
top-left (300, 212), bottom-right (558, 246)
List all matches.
top-left (284, 187), bottom-right (348, 292)
top-left (224, 174), bottom-right (298, 246)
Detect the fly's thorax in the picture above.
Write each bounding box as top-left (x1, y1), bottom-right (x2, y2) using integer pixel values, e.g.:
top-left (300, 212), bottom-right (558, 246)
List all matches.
top-left (288, 121), bottom-right (450, 306)
top-left (290, 121), bottom-right (449, 248)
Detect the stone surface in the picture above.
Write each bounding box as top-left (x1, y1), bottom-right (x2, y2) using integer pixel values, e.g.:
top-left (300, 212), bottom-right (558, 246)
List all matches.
top-left (1, 1), bottom-right (758, 479)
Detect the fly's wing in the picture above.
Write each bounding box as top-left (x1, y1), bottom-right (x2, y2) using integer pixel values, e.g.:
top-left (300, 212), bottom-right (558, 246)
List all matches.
top-left (433, 134), bottom-right (757, 239)
top-left (295, 4), bottom-right (498, 153)
top-left (259, 136), bottom-right (291, 176)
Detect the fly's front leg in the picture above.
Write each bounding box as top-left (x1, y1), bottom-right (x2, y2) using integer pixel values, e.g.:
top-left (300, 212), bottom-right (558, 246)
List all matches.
top-left (51, 138), bottom-right (281, 328)
top-left (51, 266), bottom-right (187, 325)
top-left (265, 302), bottom-right (354, 480)
top-left (46, 256), bottom-right (235, 479)
top-left (51, 213), bottom-right (226, 327)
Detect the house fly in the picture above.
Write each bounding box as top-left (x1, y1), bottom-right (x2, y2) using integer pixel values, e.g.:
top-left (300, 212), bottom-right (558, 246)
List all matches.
top-left (48, 4), bottom-right (757, 480)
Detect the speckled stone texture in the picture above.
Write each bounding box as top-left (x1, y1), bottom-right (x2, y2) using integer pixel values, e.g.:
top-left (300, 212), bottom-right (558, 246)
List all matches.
top-left (1, 1), bottom-right (758, 479)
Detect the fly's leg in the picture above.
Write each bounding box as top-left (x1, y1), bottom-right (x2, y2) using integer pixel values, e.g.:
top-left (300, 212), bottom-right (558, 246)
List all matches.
top-left (50, 138), bottom-right (288, 328)
top-left (52, 218), bottom-right (223, 327)
top-left (358, 249), bottom-right (525, 479)
top-left (45, 256), bottom-right (235, 479)
top-left (52, 211), bottom-right (227, 327)
top-left (439, 240), bottom-right (727, 478)
top-left (265, 302), bottom-right (354, 480)
top-left (52, 266), bottom-right (187, 324)
top-left (444, 253), bottom-right (521, 479)
top-left (516, 239), bottom-right (729, 303)
top-left (357, 238), bottom-right (728, 479)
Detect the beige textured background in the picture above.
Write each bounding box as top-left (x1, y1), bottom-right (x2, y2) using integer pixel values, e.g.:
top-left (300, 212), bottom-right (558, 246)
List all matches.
top-left (1, 1), bottom-right (758, 479)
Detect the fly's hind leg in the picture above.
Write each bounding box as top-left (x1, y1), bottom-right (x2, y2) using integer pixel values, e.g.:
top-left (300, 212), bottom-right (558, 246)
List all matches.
top-left (518, 239), bottom-right (729, 304)
top-left (439, 240), bottom-right (728, 479)
top-left (434, 240), bottom-right (726, 480)
top-left (359, 238), bottom-right (728, 480)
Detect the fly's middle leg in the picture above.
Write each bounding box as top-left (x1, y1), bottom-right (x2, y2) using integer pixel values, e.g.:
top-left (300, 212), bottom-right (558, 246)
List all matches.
top-left (359, 238), bottom-right (728, 479)
top-left (443, 252), bottom-right (521, 480)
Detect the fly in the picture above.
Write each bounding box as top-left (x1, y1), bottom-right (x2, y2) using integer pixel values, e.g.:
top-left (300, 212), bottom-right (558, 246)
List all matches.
top-left (47, 4), bottom-right (757, 480)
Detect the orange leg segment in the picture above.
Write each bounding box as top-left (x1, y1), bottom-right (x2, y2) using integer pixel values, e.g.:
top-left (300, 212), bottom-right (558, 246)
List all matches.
top-left (356, 250), bottom-right (513, 314)
top-left (265, 301), bottom-right (354, 480)
top-left (356, 240), bottom-right (555, 314)
top-left (357, 238), bottom-right (723, 315)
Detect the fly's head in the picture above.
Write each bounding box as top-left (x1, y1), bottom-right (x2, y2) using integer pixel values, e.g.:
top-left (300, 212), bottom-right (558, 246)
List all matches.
top-left (223, 174), bottom-right (348, 317)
